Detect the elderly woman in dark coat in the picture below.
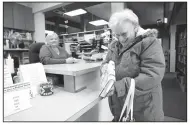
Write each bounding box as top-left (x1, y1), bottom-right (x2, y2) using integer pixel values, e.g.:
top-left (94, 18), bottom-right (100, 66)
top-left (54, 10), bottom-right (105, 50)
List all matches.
top-left (103, 9), bottom-right (165, 121)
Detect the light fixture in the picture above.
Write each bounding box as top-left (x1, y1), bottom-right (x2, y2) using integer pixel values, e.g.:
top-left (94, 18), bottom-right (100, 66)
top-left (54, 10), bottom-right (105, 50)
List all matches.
top-left (64, 20), bottom-right (68, 24)
top-left (64, 9), bottom-right (87, 16)
top-left (89, 20), bottom-right (108, 26)
top-left (164, 18), bottom-right (168, 24)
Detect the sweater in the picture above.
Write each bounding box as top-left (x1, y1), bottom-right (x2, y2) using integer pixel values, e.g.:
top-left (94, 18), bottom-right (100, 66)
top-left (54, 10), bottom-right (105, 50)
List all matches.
top-left (39, 45), bottom-right (70, 65)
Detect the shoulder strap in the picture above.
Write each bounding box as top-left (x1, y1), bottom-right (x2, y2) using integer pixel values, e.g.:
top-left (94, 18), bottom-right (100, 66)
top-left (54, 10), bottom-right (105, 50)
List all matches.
top-left (119, 35), bottom-right (143, 57)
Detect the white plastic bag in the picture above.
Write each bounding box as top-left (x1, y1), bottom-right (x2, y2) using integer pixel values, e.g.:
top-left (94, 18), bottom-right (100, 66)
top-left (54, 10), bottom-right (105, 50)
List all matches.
top-left (119, 78), bottom-right (135, 122)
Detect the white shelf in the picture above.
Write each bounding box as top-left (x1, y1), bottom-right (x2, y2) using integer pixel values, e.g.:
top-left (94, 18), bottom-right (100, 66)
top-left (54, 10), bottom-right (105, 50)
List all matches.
top-left (60, 28), bottom-right (111, 36)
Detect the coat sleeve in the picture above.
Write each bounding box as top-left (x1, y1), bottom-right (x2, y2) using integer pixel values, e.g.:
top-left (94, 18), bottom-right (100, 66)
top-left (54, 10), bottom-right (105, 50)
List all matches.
top-left (114, 39), bottom-right (165, 97)
top-left (39, 46), bottom-right (67, 65)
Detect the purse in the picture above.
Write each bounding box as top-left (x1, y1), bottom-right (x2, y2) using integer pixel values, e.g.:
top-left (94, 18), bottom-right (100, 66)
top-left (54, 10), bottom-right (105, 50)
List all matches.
top-left (119, 78), bottom-right (135, 122)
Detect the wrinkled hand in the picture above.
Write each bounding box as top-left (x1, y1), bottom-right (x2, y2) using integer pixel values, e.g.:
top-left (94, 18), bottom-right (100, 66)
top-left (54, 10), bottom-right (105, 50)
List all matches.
top-left (100, 63), bottom-right (108, 76)
top-left (66, 57), bottom-right (75, 64)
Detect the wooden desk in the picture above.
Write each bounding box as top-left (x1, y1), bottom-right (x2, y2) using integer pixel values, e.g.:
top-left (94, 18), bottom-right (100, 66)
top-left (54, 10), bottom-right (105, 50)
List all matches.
top-left (4, 48), bottom-right (29, 64)
top-left (4, 87), bottom-right (113, 121)
top-left (43, 60), bottom-right (102, 93)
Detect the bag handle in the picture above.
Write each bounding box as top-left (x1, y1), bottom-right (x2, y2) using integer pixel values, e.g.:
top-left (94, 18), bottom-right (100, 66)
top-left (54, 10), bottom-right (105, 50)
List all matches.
top-left (119, 78), bottom-right (135, 121)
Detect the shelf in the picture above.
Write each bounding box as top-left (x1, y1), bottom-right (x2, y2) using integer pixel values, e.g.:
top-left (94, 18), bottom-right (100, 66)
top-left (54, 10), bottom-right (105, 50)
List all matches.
top-left (178, 79), bottom-right (186, 92)
top-left (60, 28), bottom-right (111, 36)
top-left (4, 48), bottom-right (29, 52)
top-left (176, 67), bottom-right (186, 76)
top-left (3, 37), bottom-right (33, 41)
top-left (179, 38), bottom-right (187, 40)
top-left (177, 53), bottom-right (187, 56)
top-left (177, 45), bottom-right (187, 48)
top-left (177, 61), bottom-right (186, 66)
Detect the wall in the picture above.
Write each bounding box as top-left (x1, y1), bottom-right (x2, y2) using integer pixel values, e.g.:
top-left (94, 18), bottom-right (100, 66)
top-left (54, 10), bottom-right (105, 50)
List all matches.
top-left (86, 23), bottom-right (104, 31)
top-left (67, 27), bottom-right (81, 33)
top-left (162, 35), bottom-right (170, 52)
top-left (128, 2), bottom-right (164, 25)
top-left (86, 3), bottom-right (111, 21)
top-left (17, 3), bottom-right (32, 8)
top-left (172, 3), bottom-right (187, 25)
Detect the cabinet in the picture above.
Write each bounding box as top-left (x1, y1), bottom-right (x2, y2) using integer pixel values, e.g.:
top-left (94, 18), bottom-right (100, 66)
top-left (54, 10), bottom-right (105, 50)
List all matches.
top-left (3, 3), bottom-right (14, 28)
top-left (3, 3), bottom-right (34, 31)
top-left (176, 24), bottom-right (187, 92)
top-left (24, 6), bottom-right (34, 31)
top-left (13, 3), bottom-right (26, 30)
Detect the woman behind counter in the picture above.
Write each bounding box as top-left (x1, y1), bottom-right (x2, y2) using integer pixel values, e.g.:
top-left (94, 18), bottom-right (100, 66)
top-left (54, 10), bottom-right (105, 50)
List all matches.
top-left (39, 32), bottom-right (75, 65)
top-left (39, 32), bottom-right (76, 85)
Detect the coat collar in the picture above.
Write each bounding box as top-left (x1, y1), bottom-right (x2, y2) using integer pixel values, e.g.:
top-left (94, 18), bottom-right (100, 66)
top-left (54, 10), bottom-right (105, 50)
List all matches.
top-left (109, 28), bottom-right (158, 55)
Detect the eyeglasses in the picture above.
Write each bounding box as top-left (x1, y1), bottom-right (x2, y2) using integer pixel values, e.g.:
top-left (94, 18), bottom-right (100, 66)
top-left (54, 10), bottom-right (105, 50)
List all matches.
top-left (113, 32), bottom-right (128, 38)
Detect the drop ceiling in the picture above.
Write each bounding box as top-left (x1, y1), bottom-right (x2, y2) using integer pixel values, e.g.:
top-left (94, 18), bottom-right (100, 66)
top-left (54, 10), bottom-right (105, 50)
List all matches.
top-left (45, 2), bottom-right (168, 32)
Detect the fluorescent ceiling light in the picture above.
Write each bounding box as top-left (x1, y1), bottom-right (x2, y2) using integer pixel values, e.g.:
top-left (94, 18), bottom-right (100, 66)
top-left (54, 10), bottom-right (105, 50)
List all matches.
top-left (45, 30), bottom-right (54, 35)
top-left (64, 9), bottom-right (87, 16)
top-left (89, 20), bottom-right (108, 26)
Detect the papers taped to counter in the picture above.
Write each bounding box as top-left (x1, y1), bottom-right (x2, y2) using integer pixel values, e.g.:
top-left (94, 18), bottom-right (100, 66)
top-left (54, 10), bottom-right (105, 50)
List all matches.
top-left (99, 61), bottom-right (116, 97)
top-left (4, 82), bottom-right (32, 117)
top-left (4, 65), bottom-right (13, 87)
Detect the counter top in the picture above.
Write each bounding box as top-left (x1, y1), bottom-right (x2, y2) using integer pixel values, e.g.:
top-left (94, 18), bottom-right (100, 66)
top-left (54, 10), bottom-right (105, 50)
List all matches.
top-left (43, 60), bottom-right (102, 76)
top-left (4, 87), bottom-right (102, 121)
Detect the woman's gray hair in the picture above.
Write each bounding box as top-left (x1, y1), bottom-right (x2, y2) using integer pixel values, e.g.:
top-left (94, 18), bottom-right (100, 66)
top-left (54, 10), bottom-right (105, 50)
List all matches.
top-left (45, 32), bottom-right (59, 44)
top-left (109, 8), bottom-right (139, 32)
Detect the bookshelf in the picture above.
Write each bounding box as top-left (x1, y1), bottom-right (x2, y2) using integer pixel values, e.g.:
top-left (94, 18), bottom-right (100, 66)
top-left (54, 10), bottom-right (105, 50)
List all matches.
top-left (176, 24), bottom-right (187, 92)
top-left (164, 50), bottom-right (170, 73)
top-left (60, 28), bottom-right (110, 43)
top-left (3, 28), bottom-right (34, 65)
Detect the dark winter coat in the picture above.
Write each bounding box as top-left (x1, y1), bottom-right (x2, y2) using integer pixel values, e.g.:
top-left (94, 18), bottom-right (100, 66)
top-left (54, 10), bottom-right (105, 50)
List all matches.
top-left (105, 29), bottom-right (165, 121)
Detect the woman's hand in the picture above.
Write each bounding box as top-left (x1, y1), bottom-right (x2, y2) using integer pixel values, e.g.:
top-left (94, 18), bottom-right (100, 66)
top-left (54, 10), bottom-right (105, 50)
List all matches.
top-left (105, 85), bottom-right (115, 97)
top-left (66, 57), bottom-right (75, 64)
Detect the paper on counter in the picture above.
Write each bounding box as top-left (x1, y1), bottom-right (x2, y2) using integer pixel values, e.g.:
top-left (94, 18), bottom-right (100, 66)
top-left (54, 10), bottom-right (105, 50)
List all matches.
top-left (4, 82), bottom-right (32, 117)
top-left (4, 65), bottom-right (13, 87)
top-left (20, 63), bottom-right (48, 97)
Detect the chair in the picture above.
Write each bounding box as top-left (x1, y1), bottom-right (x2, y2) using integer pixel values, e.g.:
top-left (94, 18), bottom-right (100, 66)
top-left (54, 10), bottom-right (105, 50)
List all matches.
top-left (29, 42), bottom-right (45, 63)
